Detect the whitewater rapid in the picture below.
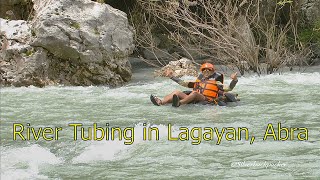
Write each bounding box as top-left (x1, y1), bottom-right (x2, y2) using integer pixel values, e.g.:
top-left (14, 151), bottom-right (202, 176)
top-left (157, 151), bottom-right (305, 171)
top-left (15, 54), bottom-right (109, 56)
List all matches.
top-left (1, 68), bottom-right (320, 179)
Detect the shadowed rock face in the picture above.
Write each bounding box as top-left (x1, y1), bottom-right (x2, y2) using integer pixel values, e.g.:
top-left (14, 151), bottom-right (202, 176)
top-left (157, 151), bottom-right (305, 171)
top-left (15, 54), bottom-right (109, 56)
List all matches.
top-left (0, 0), bottom-right (33, 20)
top-left (0, 0), bottom-right (134, 87)
top-left (301, 0), bottom-right (320, 25)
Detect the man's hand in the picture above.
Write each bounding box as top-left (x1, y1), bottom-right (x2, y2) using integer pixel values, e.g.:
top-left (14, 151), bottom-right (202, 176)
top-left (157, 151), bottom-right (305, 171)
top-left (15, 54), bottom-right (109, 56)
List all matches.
top-left (164, 69), bottom-right (174, 78)
top-left (231, 72), bottom-right (238, 80)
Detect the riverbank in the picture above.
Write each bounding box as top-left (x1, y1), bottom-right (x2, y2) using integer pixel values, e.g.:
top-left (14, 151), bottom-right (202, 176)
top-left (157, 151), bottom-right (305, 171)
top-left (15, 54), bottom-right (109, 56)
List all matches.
top-left (130, 56), bottom-right (320, 81)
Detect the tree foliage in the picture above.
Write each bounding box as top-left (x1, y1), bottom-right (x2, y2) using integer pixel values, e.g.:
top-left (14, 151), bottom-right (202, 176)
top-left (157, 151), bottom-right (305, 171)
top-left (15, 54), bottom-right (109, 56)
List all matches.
top-left (131, 0), bottom-right (311, 75)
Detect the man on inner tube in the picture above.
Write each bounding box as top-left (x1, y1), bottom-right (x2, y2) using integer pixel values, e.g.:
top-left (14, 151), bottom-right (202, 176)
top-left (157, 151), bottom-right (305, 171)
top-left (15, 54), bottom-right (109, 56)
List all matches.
top-left (150, 62), bottom-right (238, 107)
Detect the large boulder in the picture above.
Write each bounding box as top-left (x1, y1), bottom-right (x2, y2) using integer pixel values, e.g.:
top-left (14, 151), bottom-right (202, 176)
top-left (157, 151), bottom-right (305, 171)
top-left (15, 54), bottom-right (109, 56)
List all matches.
top-left (0, 19), bottom-right (49, 87)
top-left (0, 0), bottom-right (134, 87)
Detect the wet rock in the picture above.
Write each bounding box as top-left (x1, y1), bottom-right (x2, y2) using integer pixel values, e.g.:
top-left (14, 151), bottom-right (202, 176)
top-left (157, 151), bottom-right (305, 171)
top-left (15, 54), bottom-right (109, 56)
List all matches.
top-left (154, 58), bottom-right (198, 77)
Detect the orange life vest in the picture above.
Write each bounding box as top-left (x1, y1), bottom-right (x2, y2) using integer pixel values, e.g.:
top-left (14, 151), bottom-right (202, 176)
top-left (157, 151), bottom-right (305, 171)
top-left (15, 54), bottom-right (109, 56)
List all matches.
top-left (193, 79), bottom-right (219, 102)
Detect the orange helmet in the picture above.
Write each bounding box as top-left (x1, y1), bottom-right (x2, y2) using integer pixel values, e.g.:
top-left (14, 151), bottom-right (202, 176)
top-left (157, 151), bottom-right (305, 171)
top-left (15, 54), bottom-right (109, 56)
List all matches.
top-left (200, 63), bottom-right (215, 71)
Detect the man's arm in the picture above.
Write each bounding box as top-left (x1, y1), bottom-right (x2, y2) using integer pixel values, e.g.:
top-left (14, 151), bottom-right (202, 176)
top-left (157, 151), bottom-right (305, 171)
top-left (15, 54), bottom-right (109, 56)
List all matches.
top-left (222, 72), bottom-right (238, 92)
top-left (170, 76), bottom-right (194, 88)
top-left (165, 69), bottom-right (195, 88)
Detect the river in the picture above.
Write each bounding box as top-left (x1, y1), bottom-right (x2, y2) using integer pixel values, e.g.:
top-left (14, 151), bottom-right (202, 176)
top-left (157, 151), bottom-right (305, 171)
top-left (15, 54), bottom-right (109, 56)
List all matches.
top-left (1, 66), bottom-right (320, 179)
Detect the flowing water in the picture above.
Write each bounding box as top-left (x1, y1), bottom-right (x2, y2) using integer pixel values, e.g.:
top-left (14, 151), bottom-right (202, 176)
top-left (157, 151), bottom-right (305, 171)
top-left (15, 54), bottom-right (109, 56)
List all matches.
top-left (1, 67), bottom-right (320, 179)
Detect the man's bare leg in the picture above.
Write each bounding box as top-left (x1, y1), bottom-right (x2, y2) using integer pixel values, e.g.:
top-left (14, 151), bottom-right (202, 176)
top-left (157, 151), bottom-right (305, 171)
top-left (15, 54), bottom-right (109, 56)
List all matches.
top-left (180, 91), bottom-right (206, 105)
top-left (162, 90), bottom-right (188, 104)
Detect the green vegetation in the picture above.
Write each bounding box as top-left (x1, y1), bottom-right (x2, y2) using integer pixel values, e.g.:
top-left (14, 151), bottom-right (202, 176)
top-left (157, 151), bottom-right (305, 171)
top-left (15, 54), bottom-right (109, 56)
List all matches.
top-left (277, 0), bottom-right (293, 7)
top-left (96, 0), bottom-right (105, 4)
top-left (24, 49), bottom-right (34, 57)
top-left (70, 22), bottom-right (80, 29)
top-left (94, 27), bottom-right (100, 35)
top-left (22, 0), bottom-right (32, 4)
top-left (31, 29), bottom-right (36, 37)
top-left (22, 0), bottom-right (34, 21)
top-left (298, 19), bottom-right (320, 46)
